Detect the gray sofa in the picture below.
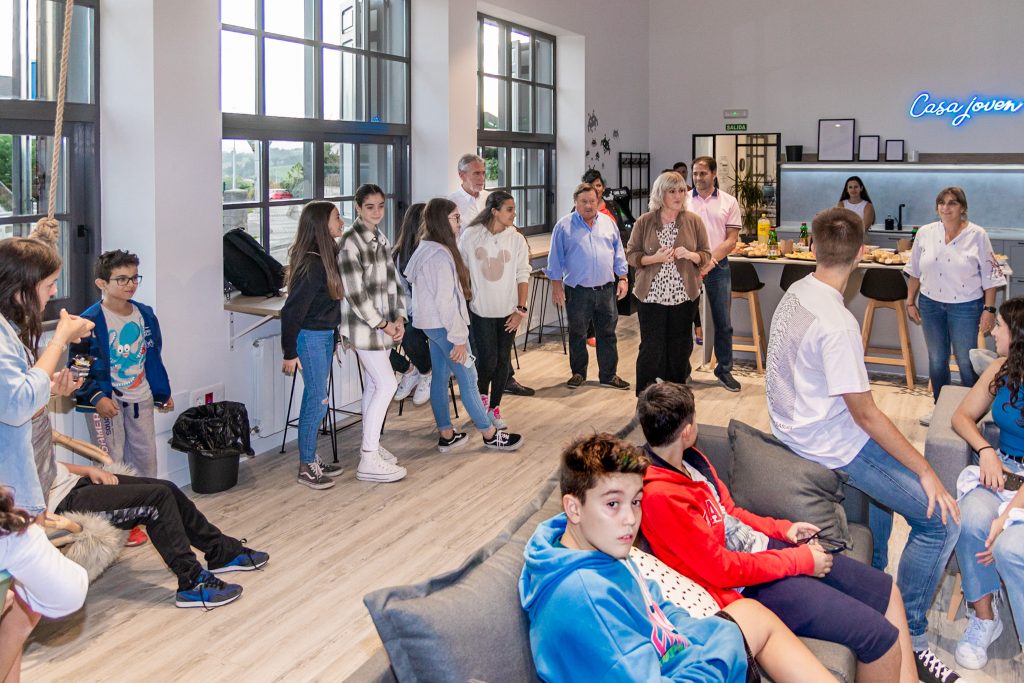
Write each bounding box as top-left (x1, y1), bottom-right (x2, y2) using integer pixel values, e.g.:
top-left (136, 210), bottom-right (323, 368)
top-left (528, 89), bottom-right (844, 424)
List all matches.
top-left (350, 423), bottom-right (874, 683)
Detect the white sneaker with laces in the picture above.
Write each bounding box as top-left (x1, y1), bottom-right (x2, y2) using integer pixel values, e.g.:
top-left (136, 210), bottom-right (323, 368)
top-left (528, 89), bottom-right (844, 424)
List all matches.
top-left (489, 406), bottom-right (507, 429)
top-left (955, 604), bottom-right (1003, 670)
top-left (412, 372), bottom-right (432, 406)
top-left (356, 451), bottom-right (407, 483)
top-left (394, 368), bottom-right (420, 401)
top-left (378, 446), bottom-right (398, 464)
top-left (919, 409), bottom-right (934, 427)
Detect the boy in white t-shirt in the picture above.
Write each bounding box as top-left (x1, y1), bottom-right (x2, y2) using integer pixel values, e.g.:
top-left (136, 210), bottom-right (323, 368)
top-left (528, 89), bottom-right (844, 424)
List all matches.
top-left (765, 207), bottom-right (963, 683)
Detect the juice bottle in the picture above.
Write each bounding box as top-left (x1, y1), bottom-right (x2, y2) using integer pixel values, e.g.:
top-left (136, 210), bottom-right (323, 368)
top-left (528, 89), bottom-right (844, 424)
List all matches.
top-left (757, 214), bottom-right (770, 244)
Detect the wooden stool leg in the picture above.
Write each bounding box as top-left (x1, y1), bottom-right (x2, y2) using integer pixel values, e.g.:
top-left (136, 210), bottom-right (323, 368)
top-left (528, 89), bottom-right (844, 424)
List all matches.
top-left (753, 292), bottom-right (767, 370)
top-left (861, 300), bottom-right (877, 354)
top-left (895, 301), bottom-right (915, 389)
top-left (947, 573), bottom-right (964, 621)
top-left (747, 293), bottom-right (764, 373)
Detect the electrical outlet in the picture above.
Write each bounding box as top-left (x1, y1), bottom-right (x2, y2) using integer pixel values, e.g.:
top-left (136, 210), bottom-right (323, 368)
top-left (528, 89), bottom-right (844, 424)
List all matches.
top-left (190, 383), bottom-right (224, 407)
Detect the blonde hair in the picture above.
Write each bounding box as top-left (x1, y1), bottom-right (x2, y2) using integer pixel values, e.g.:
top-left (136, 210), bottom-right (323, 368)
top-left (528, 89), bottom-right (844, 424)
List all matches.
top-left (648, 172), bottom-right (688, 212)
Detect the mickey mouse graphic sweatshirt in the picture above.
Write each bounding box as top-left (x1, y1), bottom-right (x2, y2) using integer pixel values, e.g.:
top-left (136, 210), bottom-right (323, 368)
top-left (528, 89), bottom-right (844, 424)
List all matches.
top-left (458, 224), bottom-right (532, 318)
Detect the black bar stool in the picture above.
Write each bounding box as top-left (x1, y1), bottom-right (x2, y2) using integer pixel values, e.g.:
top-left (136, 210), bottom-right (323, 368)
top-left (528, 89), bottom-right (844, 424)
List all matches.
top-left (523, 270), bottom-right (567, 354)
top-left (729, 261), bottom-right (767, 373)
top-left (280, 351), bottom-right (364, 463)
top-left (860, 268), bottom-right (915, 389)
top-left (780, 263), bottom-right (815, 292)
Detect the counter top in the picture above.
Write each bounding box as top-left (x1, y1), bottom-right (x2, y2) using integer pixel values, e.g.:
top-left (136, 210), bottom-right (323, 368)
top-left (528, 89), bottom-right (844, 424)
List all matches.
top-left (773, 222), bottom-right (1022, 239)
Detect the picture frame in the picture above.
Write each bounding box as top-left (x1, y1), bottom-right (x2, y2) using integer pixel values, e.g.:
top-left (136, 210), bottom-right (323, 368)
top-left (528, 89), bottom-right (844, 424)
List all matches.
top-left (858, 135), bottom-right (880, 162)
top-left (885, 139), bottom-right (905, 162)
top-left (817, 118), bottom-right (856, 162)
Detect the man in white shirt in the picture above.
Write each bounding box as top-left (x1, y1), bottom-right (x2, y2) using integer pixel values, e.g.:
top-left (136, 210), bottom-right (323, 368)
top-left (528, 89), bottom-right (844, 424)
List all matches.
top-left (765, 207), bottom-right (962, 683)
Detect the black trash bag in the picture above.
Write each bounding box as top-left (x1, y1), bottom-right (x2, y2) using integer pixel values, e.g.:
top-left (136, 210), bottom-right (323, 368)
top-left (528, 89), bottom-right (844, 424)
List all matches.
top-left (169, 401), bottom-right (254, 460)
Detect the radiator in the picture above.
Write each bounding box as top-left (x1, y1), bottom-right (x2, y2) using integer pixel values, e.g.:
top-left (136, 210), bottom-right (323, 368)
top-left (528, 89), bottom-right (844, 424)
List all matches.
top-left (251, 335), bottom-right (288, 437)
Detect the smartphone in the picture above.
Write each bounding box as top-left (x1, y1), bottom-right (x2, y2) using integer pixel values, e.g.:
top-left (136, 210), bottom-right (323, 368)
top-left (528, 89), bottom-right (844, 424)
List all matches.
top-left (1005, 471), bottom-right (1024, 491)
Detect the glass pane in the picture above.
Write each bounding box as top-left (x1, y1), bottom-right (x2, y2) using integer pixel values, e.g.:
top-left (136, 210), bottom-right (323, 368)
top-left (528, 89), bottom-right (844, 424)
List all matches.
top-left (536, 36), bottom-right (553, 85)
top-left (512, 81), bottom-right (531, 133)
top-left (333, 200), bottom-right (355, 228)
top-left (527, 188), bottom-right (544, 227)
top-left (481, 76), bottom-right (506, 130)
top-left (527, 148), bottom-right (544, 185)
top-left (512, 189), bottom-right (525, 224)
top-left (222, 205), bottom-right (261, 243)
top-left (536, 87), bottom-right (553, 134)
top-left (479, 146), bottom-right (506, 189)
top-left (2, 221), bottom-right (70, 297)
top-left (480, 18), bottom-right (506, 76)
top-left (510, 147), bottom-right (525, 187)
top-left (324, 47), bottom-right (364, 121)
top-left (264, 39), bottom-right (315, 118)
top-left (3, 2), bottom-right (94, 103)
top-left (220, 0), bottom-right (255, 28)
top-left (509, 29), bottom-right (531, 80)
top-left (367, 0), bottom-right (407, 57)
top-left (358, 144), bottom-right (393, 191)
top-left (382, 198), bottom-right (395, 242)
top-left (368, 57), bottom-right (406, 124)
top-left (0, 133), bottom-right (67, 218)
top-left (324, 142), bottom-right (356, 198)
top-left (269, 141), bottom-right (313, 200)
top-left (221, 139), bottom-right (260, 203)
top-left (263, 0), bottom-right (312, 39)
top-left (269, 204), bottom-right (300, 263)
top-left (324, 0), bottom-right (363, 48)
top-left (221, 30), bottom-right (256, 114)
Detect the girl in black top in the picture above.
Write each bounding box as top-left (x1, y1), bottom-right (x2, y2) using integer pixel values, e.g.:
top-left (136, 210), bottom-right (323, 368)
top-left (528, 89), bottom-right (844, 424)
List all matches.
top-left (281, 201), bottom-right (345, 490)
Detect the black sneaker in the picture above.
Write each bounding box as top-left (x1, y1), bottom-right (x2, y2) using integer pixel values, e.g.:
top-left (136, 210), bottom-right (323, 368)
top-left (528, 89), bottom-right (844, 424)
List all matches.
top-left (600, 376), bottom-right (630, 390)
top-left (505, 377), bottom-right (536, 396)
top-left (718, 372), bottom-right (741, 392)
top-left (915, 649), bottom-right (961, 683)
top-left (315, 454), bottom-right (344, 477)
top-left (175, 570), bottom-right (242, 609)
top-left (209, 543), bottom-right (270, 574)
top-left (483, 430), bottom-right (524, 451)
top-left (437, 431), bottom-right (469, 453)
top-left (567, 373), bottom-right (585, 389)
top-left (297, 462), bottom-right (335, 490)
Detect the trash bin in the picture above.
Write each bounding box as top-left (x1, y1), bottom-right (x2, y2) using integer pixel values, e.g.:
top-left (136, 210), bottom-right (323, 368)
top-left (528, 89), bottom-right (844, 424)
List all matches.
top-left (169, 401), bottom-right (254, 494)
top-left (785, 145), bottom-right (803, 162)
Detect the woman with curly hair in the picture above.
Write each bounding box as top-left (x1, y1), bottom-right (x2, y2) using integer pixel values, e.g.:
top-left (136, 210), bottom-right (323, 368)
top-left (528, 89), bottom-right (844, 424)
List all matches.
top-left (951, 296), bottom-right (1024, 669)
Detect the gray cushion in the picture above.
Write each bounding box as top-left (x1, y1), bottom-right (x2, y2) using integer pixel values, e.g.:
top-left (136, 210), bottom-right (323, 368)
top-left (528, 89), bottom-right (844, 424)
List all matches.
top-left (727, 420), bottom-right (851, 545)
top-left (361, 472), bottom-right (559, 683)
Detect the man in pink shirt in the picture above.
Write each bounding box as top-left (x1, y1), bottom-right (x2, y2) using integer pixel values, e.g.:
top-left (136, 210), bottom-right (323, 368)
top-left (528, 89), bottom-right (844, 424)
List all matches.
top-left (690, 157), bottom-right (742, 392)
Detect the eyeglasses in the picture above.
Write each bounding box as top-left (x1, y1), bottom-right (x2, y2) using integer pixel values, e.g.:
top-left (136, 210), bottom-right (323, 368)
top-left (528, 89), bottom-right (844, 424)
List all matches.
top-left (796, 530), bottom-right (847, 554)
top-left (448, 214), bottom-right (461, 223)
top-left (109, 275), bottom-right (143, 287)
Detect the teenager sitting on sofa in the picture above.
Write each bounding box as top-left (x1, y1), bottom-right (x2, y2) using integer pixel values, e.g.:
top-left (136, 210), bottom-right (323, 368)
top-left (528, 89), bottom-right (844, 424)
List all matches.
top-left (520, 432), bottom-right (833, 682)
top-left (637, 382), bottom-right (918, 683)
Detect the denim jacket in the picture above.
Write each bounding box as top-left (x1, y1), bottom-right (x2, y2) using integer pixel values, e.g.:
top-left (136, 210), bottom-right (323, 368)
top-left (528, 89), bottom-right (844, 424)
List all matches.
top-left (69, 300), bottom-right (172, 411)
top-left (0, 312), bottom-right (51, 515)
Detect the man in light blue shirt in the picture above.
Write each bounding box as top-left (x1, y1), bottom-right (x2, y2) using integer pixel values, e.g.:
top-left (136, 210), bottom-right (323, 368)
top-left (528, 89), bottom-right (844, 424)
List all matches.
top-left (547, 183), bottom-right (630, 390)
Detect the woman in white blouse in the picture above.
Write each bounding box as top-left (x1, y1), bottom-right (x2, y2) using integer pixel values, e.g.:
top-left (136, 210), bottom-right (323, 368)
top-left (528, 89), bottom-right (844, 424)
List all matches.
top-left (835, 176), bottom-right (875, 230)
top-left (905, 186), bottom-right (1006, 410)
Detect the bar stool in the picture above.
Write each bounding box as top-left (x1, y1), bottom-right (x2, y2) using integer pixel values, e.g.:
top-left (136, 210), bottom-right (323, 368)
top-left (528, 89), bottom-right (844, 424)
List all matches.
top-left (729, 261), bottom-right (768, 373)
top-left (281, 353), bottom-right (364, 463)
top-left (780, 263), bottom-right (815, 292)
top-left (523, 270), bottom-right (567, 354)
top-left (861, 269), bottom-right (915, 389)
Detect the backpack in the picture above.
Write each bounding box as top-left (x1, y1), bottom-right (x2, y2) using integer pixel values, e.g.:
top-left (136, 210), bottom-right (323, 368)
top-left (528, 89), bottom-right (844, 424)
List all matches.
top-left (223, 228), bottom-right (285, 297)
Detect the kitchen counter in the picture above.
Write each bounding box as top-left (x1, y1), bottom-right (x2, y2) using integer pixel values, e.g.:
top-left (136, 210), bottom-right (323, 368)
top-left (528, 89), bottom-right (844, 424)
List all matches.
top-left (773, 221), bottom-right (1023, 238)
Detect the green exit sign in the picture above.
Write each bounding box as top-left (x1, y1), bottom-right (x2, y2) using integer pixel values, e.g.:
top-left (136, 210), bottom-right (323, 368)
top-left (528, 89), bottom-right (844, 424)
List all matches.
top-left (725, 123), bottom-right (747, 132)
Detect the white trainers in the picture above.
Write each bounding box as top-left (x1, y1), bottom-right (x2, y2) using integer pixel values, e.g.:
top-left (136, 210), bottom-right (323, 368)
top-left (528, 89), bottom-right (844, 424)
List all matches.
top-left (378, 445), bottom-right (398, 464)
top-left (920, 410), bottom-right (934, 427)
top-left (394, 368), bottom-right (420, 402)
top-left (489, 406), bottom-right (507, 429)
top-left (955, 604), bottom-right (1003, 670)
top-left (412, 372), bottom-right (432, 406)
top-left (356, 451), bottom-right (407, 483)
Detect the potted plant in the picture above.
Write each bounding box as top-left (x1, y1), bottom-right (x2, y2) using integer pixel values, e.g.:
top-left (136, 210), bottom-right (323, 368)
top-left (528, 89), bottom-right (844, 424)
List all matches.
top-left (729, 166), bottom-right (765, 241)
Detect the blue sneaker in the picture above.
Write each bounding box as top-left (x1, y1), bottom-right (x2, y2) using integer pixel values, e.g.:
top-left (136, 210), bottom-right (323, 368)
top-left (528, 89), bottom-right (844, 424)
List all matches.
top-left (209, 546), bottom-right (270, 574)
top-left (175, 570), bottom-right (242, 609)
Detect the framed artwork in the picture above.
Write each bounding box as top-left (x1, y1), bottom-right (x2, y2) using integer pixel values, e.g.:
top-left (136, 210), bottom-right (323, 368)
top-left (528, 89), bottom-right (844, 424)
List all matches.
top-left (817, 118), bottom-right (855, 161)
top-left (858, 135), bottom-right (880, 162)
top-left (885, 139), bottom-right (905, 162)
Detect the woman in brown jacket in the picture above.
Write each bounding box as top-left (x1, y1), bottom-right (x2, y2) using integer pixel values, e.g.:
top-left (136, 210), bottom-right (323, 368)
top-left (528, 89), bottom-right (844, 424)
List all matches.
top-left (626, 171), bottom-right (711, 395)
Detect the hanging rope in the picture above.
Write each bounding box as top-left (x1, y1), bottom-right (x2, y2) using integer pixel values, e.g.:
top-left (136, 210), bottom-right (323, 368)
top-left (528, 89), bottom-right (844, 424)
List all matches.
top-left (47, 0), bottom-right (75, 222)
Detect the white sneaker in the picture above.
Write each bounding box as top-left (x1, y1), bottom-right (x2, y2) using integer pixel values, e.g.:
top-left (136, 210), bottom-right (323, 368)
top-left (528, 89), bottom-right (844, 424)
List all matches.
top-left (955, 604), bottom-right (1003, 670)
top-left (394, 368), bottom-right (420, 401)
top-left (356, 451), bottom-right (407, 483)
top-left (412, 373), bottom-right (432, 406)
top-left (489, 406), bottom-right (507, 429)
top-left (378, 446), bottom-right (398, 464)
top-left (920, 410), bottom-right (934, 427)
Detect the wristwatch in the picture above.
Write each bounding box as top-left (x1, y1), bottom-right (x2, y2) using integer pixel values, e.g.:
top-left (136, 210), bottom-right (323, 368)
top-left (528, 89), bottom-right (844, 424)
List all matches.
top-left (983, 306), bottom-right (997, 314)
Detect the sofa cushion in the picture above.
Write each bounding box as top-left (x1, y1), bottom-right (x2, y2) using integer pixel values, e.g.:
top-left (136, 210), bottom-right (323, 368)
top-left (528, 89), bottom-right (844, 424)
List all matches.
top-left (727, 420), bottom-right (852, 545)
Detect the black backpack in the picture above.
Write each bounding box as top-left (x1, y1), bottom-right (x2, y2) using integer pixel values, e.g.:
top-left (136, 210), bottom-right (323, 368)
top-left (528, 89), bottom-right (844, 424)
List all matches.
top-left (223, 228), bottom-right (285, 297)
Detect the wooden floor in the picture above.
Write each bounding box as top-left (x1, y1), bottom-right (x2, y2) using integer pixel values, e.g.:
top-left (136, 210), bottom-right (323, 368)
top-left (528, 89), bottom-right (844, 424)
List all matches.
top-left (24, 317), bottom-right (1023, 682)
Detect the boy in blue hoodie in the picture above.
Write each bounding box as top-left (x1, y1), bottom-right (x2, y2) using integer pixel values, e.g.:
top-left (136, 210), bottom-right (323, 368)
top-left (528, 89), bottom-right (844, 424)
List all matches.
top-left (520, 433), bottom-right (832, 682)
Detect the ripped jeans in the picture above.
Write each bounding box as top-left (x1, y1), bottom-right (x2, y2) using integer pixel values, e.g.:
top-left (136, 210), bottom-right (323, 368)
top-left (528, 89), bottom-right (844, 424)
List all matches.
top-left (296, 329), bottom-right (335, 465)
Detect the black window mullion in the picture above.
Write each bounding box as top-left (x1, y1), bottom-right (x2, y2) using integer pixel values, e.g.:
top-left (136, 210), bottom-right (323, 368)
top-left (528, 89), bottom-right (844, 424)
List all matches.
top-left (261, 140), bottom-right (271, 247)
top-left (255, 1), bottom-right (267, 117)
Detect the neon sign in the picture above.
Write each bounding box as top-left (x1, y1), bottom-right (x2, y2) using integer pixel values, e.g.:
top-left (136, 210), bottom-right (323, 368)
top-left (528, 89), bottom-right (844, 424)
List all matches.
top-left (909, 92), bottom-right (1023, 127)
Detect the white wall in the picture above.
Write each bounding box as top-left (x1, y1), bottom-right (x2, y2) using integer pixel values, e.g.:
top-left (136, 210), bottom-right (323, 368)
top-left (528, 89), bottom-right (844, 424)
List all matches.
top-left (648, 0), bottom-right (1024, 172)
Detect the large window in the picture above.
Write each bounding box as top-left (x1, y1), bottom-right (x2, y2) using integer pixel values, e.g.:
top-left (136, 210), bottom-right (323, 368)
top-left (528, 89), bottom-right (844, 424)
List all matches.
top-left (1, 0), bottom-right (100, 318)
top-left (477, 14), bottom-right (554, 235)
top-left (221, 0), bottom-right (409, 257)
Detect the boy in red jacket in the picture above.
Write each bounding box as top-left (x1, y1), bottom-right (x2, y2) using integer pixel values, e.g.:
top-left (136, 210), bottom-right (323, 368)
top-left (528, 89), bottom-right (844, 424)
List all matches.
top-left (638, 382), bottom-right (919, 683)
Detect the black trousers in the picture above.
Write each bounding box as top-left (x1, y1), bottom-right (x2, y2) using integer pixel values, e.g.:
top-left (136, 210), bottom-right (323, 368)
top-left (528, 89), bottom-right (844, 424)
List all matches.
top-left (56, 475), bottom-right (243, 589)
top-left (635, 299), bottom-right (697, 395)
top-left (565, 284), bottom-right (619, 382)
top-left (470, 312), bottom-right (514, 407)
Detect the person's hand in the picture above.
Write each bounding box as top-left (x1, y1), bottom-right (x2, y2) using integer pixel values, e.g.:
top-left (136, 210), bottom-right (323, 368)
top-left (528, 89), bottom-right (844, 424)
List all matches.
top-left (450, 343), bottom-right (468, 365)
top-left (95, 397), bottom-right (119, 418)
top-left (51, 368), bottom-right (82, 397)
top-left (807, 543), bottom-right (833, 578)
top-left (977, 514), bottom-right (1008, 565)
top-left (616, 279), bottom-right (628, 300)
top-left (907, 301), bottom-right (922, 324)
top-left (505, 310), bottom-right (525, 333)
top-left (54, 309), bottom-right (94, 345)
top-left (980, 310), bottom-right (996, 335)
top-left (919, 468), bottom-right (960, 525)
top-left (979, 449), bottom-right (1005, 491)
top-left (159, 397), bottom-right (175, 413)
top-left (551, 282), bottom-right (566, 307)
top-left (786, 522), bottom-right (821, 544)
top-left (391, 319), bottom-right (405, 343)
top-left (700, 261), bottom-right (715, 277)
top-left (87, 466), bottom-right (118, 485)
top-left (653, 246), bottom-right (674, 263)
top-left (282, 357), bottom-right (301, 375)
top-left (380, 321), bottom-right (398, 338)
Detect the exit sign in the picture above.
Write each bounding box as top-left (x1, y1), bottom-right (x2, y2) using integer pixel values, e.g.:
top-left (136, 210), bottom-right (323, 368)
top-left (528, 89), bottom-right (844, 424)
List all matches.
top-left (725, 123), bottom-right (747, 132)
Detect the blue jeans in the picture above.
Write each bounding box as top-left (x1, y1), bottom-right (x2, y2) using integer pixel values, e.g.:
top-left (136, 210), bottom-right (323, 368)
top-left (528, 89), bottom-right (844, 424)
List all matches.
top-left (957, 484), bottom-right (1024, 645)
top-left (295, 329), bottom-right (335, 465)
top-left (918, 294), bottom-right (983, 401)
top-left (422, 328), bottom-right (492, 433)
top-left (704, 258), bottom-right (733, 377)
top-left (837, 438), bottom-right (960, 644)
